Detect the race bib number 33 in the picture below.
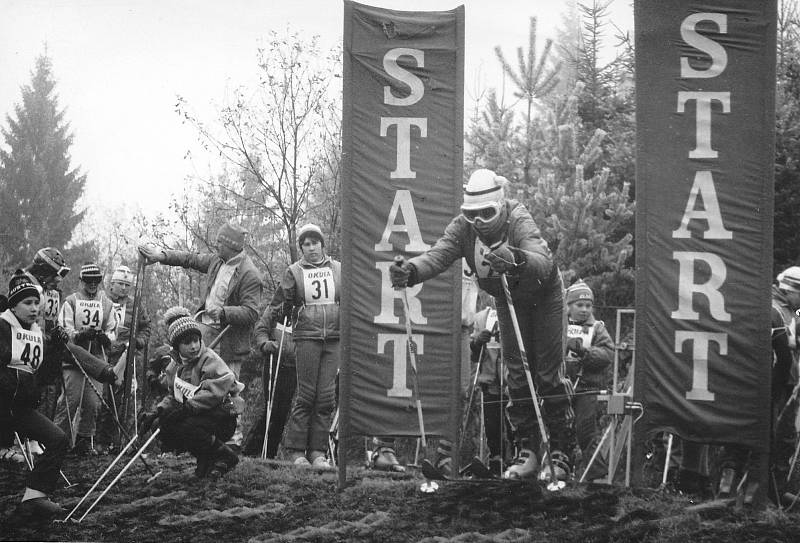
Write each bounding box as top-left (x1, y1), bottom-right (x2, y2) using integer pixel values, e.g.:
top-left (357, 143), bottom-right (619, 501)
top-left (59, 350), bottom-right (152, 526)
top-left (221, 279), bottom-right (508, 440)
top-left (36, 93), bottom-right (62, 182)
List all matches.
top-left (302, 267), bottom-right (335, 305)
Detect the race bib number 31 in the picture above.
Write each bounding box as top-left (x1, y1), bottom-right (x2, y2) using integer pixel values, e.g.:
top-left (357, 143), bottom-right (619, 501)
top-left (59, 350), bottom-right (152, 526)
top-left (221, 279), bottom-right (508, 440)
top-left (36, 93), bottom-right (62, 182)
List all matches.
top-left (302, 267), bottom-right (335, 305)
top-left (76, 299), bottom-right (103, 329)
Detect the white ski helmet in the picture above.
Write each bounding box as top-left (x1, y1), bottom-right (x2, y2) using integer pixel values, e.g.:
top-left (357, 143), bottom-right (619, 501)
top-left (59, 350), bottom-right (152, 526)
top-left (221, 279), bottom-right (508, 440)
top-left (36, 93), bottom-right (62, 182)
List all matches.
top-left (778, 266), bottom-right (800, 293)
top-left (461, 169), bottom-right (507, 211)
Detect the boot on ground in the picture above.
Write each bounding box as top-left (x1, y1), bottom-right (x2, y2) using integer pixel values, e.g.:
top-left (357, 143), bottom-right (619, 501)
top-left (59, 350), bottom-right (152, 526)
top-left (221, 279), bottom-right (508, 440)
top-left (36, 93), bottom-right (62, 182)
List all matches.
top-left (539, 449), bottom-right (571, 483)
top-left (208, 439), bottom-right (239, 478)
top-left (372, 446), bottom-right (405, 472)
top-left (309, 450), bottom-right (331, 469)
top-left (16, 497), bottom-right (65, 520)
top-left (289, 449), bottom-right (310, 467)
top-left (503, 449), bottom-right (539, 479)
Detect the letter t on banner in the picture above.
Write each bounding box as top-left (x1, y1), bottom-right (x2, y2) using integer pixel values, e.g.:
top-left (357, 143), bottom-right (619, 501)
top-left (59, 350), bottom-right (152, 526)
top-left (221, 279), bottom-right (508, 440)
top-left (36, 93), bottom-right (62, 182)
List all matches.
top-left (633, 1), bottom-right (775, 493)
top-left (339, 1), bottom-right (465, 488)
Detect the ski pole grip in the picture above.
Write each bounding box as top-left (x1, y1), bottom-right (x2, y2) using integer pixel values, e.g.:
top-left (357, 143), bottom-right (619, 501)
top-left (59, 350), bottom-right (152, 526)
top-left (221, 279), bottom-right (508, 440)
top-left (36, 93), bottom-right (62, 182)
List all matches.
top-left (393, 255), bottom-right (405, 266)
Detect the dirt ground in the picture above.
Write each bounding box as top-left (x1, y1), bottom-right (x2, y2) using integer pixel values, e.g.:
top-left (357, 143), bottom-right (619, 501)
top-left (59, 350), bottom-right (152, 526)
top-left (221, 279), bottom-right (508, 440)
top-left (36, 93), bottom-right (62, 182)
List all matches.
top-left (3, 452), bottom-right (800, 543)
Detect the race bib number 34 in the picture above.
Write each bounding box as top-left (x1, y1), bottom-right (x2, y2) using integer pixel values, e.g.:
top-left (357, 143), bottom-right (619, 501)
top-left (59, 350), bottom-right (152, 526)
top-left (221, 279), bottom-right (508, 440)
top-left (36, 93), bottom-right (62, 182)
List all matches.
top-left (302, 267), bottom-right (335, 305)
top-left (76, 299), bottom-right (103, 329)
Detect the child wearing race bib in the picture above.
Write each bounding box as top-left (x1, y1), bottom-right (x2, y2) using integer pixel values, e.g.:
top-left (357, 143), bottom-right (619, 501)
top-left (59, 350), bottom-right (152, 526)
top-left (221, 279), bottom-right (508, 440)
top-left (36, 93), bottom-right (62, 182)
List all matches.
top-left (139, 317), bottom-right (243, 478)
top-left (564, 280), bottom-right (614, 481)
top-left (278, 223), bottom-right (340, 469)
top-left (1, 271), bottom-right (69, 520)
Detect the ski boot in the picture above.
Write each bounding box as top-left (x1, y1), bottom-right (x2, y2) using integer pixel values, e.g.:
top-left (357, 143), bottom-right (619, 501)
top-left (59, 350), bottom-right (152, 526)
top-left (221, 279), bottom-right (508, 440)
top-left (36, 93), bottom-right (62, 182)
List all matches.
top-left (372, 446), bottom-right (405, 472)
top-left (503, 449), bottom-right (539, 479)
top-left (434, 439), bottom-right (453, 477)
top-left (538, 449), bottom-right (571, 483)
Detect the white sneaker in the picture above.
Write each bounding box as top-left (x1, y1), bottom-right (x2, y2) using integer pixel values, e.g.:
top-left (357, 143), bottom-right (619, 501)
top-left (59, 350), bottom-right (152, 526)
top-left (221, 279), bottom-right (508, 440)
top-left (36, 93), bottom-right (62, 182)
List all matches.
top-left (293, 456), bottom-right (311, 467)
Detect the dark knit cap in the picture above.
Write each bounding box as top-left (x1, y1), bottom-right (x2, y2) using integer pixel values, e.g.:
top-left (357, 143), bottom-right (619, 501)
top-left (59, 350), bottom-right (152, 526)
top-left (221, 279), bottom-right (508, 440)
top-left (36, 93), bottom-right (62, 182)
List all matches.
top-left (8, 270), bottom-right (41, 307)
top-left (168, 316), bottom-right (202, 348)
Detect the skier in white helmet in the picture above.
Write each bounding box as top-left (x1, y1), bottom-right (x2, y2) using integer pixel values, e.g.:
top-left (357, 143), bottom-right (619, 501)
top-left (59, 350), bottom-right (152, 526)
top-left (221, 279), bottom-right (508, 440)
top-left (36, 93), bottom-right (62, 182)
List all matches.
top-left (390, 168), bottom-right (573, 480)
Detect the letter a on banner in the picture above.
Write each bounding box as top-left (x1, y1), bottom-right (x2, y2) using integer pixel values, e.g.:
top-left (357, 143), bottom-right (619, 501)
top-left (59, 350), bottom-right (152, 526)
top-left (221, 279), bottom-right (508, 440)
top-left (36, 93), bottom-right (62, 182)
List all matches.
top-left (634, 0), bottom-right (775, 464)
top-left (339, 0), bottom-right (465, 484)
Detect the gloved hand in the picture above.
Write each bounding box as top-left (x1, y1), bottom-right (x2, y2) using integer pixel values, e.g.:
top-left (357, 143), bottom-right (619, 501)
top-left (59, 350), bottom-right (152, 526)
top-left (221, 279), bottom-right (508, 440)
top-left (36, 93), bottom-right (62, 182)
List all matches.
top-left (261, 340), bottom-right (278, 355)
top-left (485, 243), bottom-right (519, 274)
top-left (96, 332), bottom-right (112, 350)
top-left (50, 325), bottom-right (70, 345)
top-left (99, 365), bottom-right (122, 386)
top-left (566, 337), bottom-right (585, 357)
top-left (389, 258), bottom-right (416, 288)
top-left (74, 328), bottom-right (98, 343)
top-left (137, 410), bottom-right (160, 436)
top-left (470, 329), bottom-right (493, 353)
top-left (108, 340), bottom-right (126, 357)
top-left (145, 370), bottom-right (161, 390)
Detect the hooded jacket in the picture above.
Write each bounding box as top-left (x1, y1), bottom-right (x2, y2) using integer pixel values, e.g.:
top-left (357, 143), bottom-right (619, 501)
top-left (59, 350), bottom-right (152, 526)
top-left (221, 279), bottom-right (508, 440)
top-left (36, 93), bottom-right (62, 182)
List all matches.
top-left (157, 345), bottom-right (244, 415)
top-left (279, 254), bottom-right (341, 340)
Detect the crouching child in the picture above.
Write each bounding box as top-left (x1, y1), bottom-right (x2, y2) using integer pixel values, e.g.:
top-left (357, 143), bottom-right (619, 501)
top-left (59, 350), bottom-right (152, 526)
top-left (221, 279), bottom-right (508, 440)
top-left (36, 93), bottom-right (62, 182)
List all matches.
top-left (139, 316), bottom-right (244, 478)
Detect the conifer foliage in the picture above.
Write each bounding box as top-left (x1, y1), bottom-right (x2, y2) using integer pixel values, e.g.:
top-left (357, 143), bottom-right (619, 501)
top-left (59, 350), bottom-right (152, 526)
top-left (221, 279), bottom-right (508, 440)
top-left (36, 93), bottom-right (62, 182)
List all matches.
top-left (0, 54), bottom-right (86, 270)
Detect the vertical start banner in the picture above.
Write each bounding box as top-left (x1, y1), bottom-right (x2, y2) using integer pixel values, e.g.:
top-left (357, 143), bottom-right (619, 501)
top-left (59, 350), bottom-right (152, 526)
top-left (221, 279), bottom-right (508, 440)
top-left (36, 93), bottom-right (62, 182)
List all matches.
top-left (341, 2), bottom-right (464, 438)
top-left (634, 1), bottom-right (776, 449)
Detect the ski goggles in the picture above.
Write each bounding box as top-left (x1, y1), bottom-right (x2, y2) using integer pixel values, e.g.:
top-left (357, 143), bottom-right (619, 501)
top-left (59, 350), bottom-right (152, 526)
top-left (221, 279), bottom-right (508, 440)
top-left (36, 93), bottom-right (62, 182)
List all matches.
top-left (461, 203), bottom-right (501, 224)
top-left (36, 249), bottom-right (70, 278)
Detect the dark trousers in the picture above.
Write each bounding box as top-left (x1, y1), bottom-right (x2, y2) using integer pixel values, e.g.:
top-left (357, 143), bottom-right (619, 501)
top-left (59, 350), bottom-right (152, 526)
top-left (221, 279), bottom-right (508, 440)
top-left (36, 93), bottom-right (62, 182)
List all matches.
top-left (160, 409), bottom-right (236, 457)
top-left (284, 339), bottom-right (338, 452)
top-left (243, 359), bottom-right (297, 458)
top-left (0, 407), bottom-right (67, 493)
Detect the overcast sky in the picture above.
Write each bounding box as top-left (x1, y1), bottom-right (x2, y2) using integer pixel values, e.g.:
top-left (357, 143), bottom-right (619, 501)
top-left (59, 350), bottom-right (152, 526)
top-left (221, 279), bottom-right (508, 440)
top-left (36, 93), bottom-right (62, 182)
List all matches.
top-left (0, 0), bottom-right (633, 216)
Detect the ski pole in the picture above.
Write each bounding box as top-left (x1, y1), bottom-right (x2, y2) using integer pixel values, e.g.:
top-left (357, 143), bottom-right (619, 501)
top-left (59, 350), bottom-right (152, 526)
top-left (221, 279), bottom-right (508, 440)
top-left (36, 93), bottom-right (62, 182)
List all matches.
top-left (500, 273), bottom-right (562, 490)
top-left (458, 345), bottom-right (484, 452)
top-left (63, 433), bottom-right (140, 522)
top-left (262, 316), bottom-right (287, 459)
top-left (395, 256), bottom-right (426, 448)
top-left (76, 429), bottom-right (160, 523)
top-left (65, 347), bottom-right (160, 479)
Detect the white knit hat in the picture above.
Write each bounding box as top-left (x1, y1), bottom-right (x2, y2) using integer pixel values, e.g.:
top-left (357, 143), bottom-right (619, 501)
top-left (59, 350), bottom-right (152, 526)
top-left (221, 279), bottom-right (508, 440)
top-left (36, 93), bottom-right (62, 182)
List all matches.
top-left (111, 265), bottom-right (134, 286)
top-left (461, 169), bottom-right (507, 211)
top-left (297, 223), bottom-right (325, 247)
top-left (778, 266), bottom-right (800, 293)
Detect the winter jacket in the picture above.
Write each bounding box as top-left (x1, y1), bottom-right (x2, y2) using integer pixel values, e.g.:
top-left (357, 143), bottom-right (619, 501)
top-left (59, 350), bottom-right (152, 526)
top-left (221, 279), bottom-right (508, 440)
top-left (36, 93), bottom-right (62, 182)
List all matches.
top-left (161, 249), bottom-right (261, 362)
top-left (772, 285), bottom-right (798, 390)
top-left (278, 255), bottom-right (341, 340)
top-left (565, 314), bottom-right (614, 390)
top-left (109, 294), bottom-right (151, 353)
top-left (253, 288), bottom-right (296, 367)
top-left (0, 309), bottom-right (52, 414)
top-left (157, 345), bottom-right (244, 416)
top-left (59, 289), bottom-right (116, 361)
top-left (408, 200), bottom-right (559, 302)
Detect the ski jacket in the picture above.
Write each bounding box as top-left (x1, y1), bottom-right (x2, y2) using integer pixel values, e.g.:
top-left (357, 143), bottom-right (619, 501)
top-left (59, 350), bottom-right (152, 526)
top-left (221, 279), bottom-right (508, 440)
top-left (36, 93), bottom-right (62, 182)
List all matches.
top-left (408, 200), bottom-right (559, 302)
top-left (157, 345), bottom-right (244, 416)
top-left (109, 294), bottom-right (151, 352)
top-left (0, 309), bottom-right (52, 413)
top-left (161, 249), bottom-right (262, 362)
top-left (59, 289), bottom-right (116, 361)
top-left (278, 255), bottom-right (341, 341)
top-left (772, 285), bottom-right (798, 387)
top-left (253, 288), bottom-right (296, 367)
top-left (565, 314), bottom-right (614, 390)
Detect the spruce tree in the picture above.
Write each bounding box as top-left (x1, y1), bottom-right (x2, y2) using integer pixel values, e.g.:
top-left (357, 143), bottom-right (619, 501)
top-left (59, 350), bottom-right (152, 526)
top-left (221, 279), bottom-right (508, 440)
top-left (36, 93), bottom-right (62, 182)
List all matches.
top-left (0, 54), bottom-right (86, 271)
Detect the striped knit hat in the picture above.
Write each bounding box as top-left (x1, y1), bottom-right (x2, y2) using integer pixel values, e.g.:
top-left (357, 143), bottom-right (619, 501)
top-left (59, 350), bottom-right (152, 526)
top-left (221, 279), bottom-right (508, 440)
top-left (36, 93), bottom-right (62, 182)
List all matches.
top-left (566, 280), bottom-right (594, 304)
top-left (79, 262), bottom-right (103, 282)
top-left (163, 306), bottom-right (192, 327)
top-left (168, 316), bottom-right (202, 348)
top-left (8, 270), bottom-right (41, 307)
top-left (217, 222), bottom-right (246, 252)
top-left (778, 266), bottom-right (800, 293)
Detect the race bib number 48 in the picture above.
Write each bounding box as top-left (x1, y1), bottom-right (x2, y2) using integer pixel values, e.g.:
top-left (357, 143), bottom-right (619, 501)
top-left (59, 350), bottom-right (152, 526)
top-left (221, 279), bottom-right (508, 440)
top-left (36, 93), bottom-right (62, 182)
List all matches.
top-left (76, 299), bottom-right (103, 329)
top-left (302, 267), bottom-right (335, 305)
top-left (10, 328), bottom-right (44, 372)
